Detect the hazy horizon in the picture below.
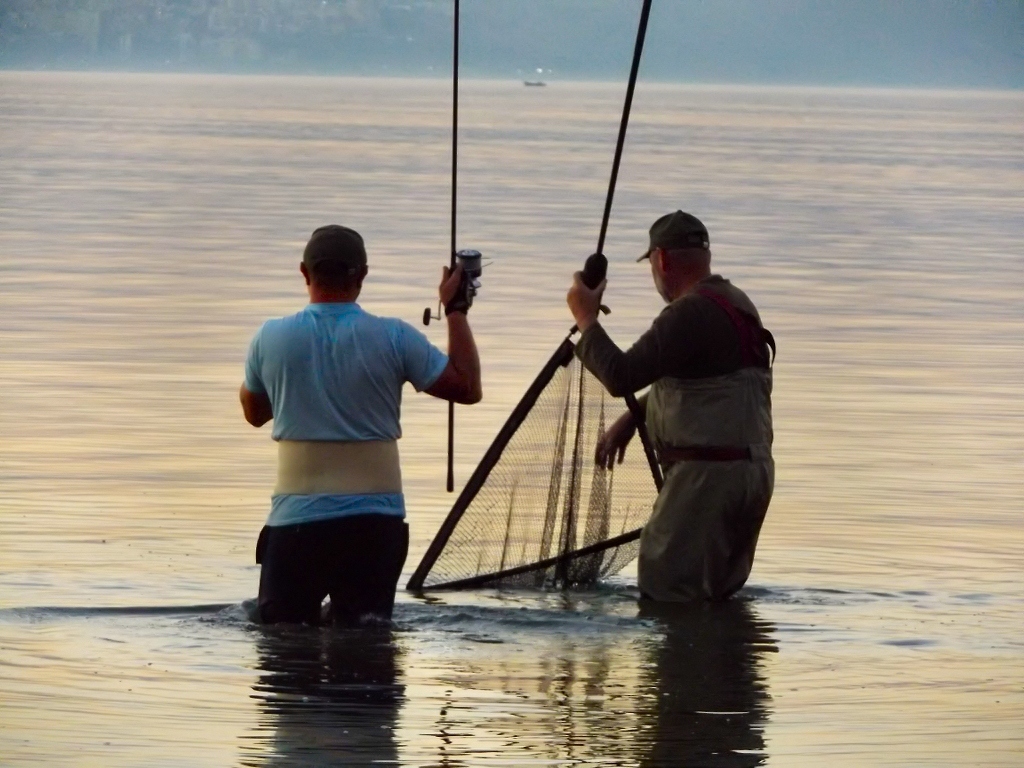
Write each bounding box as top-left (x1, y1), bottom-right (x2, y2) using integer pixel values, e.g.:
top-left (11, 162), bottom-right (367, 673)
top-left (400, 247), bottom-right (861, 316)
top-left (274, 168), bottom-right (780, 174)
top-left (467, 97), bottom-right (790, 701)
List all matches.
top-left (7, 69), bottom-right (1024, 95)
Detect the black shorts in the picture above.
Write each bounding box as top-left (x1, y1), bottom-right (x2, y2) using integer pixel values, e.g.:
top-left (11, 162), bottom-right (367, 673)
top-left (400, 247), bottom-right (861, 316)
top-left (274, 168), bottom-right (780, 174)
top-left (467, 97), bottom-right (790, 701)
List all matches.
top-left (255, 514), bottom-right (409, 625)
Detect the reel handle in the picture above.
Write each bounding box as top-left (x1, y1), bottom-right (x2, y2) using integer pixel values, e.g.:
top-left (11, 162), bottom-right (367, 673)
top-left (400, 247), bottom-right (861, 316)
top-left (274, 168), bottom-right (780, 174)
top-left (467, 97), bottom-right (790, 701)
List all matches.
top-left (423, 303), bottom-right (442, 326)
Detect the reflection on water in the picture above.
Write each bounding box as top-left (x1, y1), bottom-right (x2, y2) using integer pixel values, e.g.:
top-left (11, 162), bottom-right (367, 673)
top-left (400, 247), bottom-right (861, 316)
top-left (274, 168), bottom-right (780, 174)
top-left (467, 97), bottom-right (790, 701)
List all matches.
top-left (246, 626), bottom-right (402, 767)
top-left (639, 600), bottom-right (773, 767)
top-left (238, 596), bottom-right (775, 766)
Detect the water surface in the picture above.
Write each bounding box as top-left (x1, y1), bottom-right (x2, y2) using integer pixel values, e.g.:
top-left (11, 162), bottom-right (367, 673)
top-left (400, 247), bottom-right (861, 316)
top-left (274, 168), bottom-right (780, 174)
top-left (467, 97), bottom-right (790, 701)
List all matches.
top-left (1, 72), bottom-right (1022, 766)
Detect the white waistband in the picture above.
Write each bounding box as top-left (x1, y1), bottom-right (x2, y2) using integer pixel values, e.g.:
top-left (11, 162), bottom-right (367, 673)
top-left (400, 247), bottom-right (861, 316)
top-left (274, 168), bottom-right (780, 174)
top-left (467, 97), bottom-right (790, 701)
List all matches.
top-left (275, 440), bottom-right (403, 496)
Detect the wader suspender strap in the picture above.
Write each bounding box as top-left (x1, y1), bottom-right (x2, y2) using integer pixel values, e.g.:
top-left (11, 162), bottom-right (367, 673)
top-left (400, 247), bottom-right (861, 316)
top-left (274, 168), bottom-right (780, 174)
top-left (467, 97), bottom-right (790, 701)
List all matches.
top-left (696, 288), bottom-right (777, 368)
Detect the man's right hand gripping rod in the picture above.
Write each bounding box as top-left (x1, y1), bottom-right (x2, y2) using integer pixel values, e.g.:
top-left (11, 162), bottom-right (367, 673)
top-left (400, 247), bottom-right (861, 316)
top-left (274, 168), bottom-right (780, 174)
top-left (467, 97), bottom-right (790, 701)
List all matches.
top-left (579, 252), bottom-right (663, 491)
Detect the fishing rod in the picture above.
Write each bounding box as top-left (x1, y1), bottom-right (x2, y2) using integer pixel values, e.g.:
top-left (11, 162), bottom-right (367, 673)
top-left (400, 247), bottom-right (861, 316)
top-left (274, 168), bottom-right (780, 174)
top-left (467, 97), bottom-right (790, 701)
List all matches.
top-left (447, 0), bottom-right (459, 493)
top-left (556, 0), bottom-right (659, 585)
top-left (579, 0), bottom-right (654, 287)
top-left (578, 0), bottom-right (662, 492)
top-left (427, 0), bottom-right (652, 497)
top-left (422, 0), bottom-right (483, 492)
top-left (409, 0), bottom-right (660, 592)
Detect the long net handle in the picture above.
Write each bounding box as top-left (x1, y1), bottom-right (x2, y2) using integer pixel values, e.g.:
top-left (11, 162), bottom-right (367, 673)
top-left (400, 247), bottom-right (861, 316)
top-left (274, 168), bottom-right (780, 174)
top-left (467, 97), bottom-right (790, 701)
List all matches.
top-left (625, 393), bottom-right (664, 490)
top-left (596, 0), bottom-right (652, 256)
top-left (446, 0), bottom-right (460, 493)
top-left (598, 0), bottom-right (662, 493)
top-left (558, 0), bottom-right (656, 579)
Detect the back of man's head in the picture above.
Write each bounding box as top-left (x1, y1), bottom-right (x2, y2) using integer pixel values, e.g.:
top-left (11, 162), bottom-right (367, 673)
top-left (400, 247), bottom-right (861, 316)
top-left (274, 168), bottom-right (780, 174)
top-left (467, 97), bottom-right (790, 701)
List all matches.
top-left (638, 210), bottom-right (710, 262)
top-left (663, 246), bottom-right (711, 269)
top-left (303, 225), bottom-right (368, 291)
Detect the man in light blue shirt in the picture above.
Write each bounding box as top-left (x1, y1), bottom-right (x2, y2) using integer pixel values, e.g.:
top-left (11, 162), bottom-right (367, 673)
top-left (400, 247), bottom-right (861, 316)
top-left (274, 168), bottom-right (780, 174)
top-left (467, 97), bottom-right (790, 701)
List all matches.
top-left (240, 225), bottom-right (481, 624)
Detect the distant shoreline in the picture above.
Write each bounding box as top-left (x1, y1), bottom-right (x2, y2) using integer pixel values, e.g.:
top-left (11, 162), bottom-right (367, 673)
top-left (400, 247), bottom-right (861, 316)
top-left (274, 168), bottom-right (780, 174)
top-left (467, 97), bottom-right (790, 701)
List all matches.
top-left (1, 68), bottom-right (1021, 95)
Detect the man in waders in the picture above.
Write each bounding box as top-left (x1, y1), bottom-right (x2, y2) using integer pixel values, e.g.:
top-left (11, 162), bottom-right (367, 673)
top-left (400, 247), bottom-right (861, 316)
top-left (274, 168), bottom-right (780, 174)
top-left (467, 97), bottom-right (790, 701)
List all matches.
top-left (566, 211), bottom-right (774, 602)
top-left (240, 225), bottom-right (481, 624)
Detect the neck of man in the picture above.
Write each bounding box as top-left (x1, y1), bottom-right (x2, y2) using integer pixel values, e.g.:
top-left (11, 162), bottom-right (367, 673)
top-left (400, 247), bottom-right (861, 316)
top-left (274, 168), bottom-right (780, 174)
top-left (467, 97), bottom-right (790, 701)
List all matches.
top-left (667, 264), bottom-right (712, 302)
top-left (308, 285), bottom-right (361, 304)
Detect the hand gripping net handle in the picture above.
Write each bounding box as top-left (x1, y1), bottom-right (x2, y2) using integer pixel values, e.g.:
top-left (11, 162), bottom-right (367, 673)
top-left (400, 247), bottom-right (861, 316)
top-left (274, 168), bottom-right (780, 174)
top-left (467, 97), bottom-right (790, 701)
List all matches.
top-left (579, 253), bottom-right (663, 493)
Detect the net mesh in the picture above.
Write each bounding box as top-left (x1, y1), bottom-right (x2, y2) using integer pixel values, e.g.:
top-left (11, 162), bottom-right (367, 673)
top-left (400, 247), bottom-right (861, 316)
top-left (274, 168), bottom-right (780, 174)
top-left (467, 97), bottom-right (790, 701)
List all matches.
top-left (413, 345), bottom-right (658, 590)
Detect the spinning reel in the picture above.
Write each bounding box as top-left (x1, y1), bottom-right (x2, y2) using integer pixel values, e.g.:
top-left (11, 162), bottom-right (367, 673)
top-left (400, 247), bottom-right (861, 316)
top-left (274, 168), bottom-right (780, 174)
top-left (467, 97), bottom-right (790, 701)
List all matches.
top-left (424, 249), bottom-right (486, 325)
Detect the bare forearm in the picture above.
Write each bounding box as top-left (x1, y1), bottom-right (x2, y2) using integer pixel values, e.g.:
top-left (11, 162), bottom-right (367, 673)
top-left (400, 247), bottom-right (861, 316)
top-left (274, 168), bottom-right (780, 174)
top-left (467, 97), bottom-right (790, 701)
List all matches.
top-left (446, 312), bottom-right (482, 403)
top-left (239, 384), bottom-right (273, 427)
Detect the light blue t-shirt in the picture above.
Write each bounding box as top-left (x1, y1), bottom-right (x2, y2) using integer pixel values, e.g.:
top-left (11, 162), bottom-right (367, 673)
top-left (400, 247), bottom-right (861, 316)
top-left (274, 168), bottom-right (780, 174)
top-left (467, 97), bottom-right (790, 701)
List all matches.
top-left (244, 302), bottom-right (448, 526)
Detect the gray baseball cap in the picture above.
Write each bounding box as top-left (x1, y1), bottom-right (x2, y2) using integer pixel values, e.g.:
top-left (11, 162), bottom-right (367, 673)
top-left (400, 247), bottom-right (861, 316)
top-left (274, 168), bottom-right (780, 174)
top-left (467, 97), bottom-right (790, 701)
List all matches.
top-left (303, 225), bottom-right (367, 272)
top-left (637, 210), bottom-right (710, 261)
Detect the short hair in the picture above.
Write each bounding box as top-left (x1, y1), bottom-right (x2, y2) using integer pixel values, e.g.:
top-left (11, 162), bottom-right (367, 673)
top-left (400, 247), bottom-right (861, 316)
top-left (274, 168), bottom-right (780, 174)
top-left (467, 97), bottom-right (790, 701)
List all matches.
top-left (663, 246), bottom-right (711, 263)
top-left (309, 261), bottom-right (364, 292)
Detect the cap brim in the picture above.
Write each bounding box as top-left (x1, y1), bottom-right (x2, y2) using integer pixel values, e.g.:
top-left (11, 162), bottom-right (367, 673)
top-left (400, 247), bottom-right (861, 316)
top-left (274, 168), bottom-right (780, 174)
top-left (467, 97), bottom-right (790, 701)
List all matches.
top-left (636, 249), bottom-right (651, 262)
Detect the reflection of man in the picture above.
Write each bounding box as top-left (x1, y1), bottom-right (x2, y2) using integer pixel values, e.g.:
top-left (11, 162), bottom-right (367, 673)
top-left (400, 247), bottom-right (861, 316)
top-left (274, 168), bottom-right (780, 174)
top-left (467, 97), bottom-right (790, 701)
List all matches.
top-left (567, 211), bottom-right (774, 601)
top-left (639, 600), bottom-right (774, 767)
top-left (241, 225), bottom-right (482, 624)
top-left (247, 627), bottom-right (402, 766)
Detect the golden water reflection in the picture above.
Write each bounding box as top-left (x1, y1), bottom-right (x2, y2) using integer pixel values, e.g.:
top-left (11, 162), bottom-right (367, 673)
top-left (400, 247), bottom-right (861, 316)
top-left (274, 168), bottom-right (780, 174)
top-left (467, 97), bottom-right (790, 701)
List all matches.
top-left (242, 599), bottom-right (774, 767)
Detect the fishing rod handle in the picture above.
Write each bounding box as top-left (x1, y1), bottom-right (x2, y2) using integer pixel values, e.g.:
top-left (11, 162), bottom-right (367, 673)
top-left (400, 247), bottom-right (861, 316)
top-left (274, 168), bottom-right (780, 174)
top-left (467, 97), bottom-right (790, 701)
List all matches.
top-left (581, 252), bottom-right (607, 289)
top-left (577, 252), bottom-right (611, 320)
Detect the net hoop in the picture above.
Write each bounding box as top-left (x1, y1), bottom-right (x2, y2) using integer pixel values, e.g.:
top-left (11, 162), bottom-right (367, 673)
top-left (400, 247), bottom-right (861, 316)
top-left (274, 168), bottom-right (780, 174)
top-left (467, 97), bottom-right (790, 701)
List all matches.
top-left (410, 527), bottom-right (642, 592)
top-left (407, 332), bottom-right (661, 593)
top-left (409, 528), bottom-right (638, 593)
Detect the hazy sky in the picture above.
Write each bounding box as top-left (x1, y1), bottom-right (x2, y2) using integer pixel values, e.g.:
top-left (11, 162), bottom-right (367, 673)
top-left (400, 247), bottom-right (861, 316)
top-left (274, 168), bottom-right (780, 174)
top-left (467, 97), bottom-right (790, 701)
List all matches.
top-left (460, 0), bottom-right (1023, 87)
top-left (1, 0), bottom-right (1021, 87)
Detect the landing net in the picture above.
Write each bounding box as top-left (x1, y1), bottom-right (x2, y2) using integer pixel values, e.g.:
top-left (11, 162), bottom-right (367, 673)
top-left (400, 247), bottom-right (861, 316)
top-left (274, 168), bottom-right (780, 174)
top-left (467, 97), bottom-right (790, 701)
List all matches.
top-left (407, 338), bottom-right (659, 591)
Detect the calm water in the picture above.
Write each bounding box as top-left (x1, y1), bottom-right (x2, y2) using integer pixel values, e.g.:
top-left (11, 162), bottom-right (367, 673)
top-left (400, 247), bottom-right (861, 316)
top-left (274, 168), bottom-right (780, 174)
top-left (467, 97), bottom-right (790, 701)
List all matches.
top-left (1, 72), bottom-right (1022, 766)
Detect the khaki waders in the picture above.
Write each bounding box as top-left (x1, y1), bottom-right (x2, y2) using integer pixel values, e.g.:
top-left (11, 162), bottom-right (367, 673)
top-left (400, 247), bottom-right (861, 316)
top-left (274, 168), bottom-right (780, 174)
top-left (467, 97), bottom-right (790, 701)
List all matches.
top-left (639, 364), bottom-right (774, 602)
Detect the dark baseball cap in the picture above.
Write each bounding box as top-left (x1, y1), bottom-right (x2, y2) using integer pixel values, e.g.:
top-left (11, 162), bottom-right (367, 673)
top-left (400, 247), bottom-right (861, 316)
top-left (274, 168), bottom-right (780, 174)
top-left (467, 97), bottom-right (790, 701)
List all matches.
top-left (303, 225), bottom-right (367, 272)
top-left (637, 210), bottom-right (710, 261)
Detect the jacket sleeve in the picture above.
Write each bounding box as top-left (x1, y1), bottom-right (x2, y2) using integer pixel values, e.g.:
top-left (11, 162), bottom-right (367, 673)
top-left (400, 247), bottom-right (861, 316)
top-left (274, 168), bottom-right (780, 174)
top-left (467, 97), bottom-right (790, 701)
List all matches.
top-left (574, 302), bottom-right (701, 397)
top-left (575, 321), bottom-right (662, 397)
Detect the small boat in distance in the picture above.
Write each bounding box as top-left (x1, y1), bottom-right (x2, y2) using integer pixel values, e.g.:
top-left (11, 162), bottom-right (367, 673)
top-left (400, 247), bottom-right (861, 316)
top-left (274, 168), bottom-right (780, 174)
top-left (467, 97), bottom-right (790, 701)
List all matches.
top-left (523, 80), bottom-right (547, 87)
